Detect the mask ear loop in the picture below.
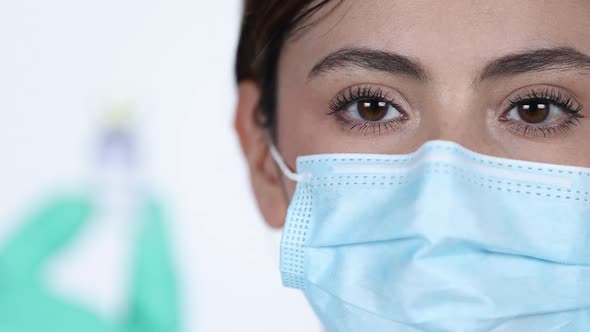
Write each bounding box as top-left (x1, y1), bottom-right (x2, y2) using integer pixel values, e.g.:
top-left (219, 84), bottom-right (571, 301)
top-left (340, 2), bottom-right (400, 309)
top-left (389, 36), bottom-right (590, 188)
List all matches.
top-left (268, 141), bottom-right (310, 182)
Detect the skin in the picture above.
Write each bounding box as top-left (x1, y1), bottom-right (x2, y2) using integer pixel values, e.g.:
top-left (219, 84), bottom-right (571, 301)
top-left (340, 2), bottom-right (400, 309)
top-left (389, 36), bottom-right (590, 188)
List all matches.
top-left (235, 0), bottom-right (590, 228)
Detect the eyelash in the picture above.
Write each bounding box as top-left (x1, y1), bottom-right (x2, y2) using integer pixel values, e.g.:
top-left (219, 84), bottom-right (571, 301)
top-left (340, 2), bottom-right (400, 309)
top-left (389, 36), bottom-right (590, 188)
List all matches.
top-left (328, 85), bottom-right (407, 135)
top-left (502, 88), bottom-right (585, 137)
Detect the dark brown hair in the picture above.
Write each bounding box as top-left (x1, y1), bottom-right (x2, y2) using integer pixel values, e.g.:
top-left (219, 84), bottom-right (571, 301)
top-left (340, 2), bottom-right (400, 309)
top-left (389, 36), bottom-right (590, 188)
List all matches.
top-left (235, 0), bottom-right (337, 132)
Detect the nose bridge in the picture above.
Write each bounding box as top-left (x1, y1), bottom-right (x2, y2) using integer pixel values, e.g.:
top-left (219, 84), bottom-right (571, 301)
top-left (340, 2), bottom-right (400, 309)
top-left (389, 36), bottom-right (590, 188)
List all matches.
top-left (420, 84), bottom-right (490, 153)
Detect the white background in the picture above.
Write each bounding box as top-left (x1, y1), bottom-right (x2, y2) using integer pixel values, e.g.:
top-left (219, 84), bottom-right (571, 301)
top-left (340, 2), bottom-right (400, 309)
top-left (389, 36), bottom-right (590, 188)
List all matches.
top-left (0, 0), bottom-right (320, 331)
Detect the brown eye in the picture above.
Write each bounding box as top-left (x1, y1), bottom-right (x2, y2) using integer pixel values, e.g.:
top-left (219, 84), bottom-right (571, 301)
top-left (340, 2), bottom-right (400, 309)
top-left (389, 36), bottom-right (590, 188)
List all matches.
top-left (357, 100), bottom-right (390, 121)
top-left (517, 102), bottom-right (550, 124)
top-left (342, 96), bottom-right (404, 123)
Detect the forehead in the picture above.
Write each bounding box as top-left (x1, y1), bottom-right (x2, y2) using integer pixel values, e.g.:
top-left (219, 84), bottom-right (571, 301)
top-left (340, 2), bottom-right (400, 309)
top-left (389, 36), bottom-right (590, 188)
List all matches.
top-left (283, 0), bottom-right (590, 75)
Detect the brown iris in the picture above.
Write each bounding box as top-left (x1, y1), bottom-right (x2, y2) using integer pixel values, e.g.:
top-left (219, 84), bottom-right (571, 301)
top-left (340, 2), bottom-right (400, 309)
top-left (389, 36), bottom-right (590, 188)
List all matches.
top-left (517, 102), bottom-right (550, 124)
top-left (357, 100), bottom-right (389, 121)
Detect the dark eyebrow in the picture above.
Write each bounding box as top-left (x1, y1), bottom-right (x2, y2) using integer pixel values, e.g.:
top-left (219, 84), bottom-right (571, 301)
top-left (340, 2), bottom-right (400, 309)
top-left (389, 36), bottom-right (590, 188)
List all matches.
top-left (479, 47), bottom-right (590, 81)
top-left (308, 47), bottom-right (428, 81)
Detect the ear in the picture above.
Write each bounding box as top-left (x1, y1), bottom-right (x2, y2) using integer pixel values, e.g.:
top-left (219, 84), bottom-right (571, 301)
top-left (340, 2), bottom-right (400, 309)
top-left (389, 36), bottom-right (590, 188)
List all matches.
top-left (234, 80), bottom-right (288, 228)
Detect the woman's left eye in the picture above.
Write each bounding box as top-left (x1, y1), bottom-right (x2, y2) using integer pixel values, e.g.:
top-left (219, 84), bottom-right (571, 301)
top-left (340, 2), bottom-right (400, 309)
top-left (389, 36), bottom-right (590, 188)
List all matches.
top-left (506, 101), bottom-right (563, 124)
top-left (500, 88), bottom-right (585, 137)
top-left (346, 99), bottom-right (403, 122)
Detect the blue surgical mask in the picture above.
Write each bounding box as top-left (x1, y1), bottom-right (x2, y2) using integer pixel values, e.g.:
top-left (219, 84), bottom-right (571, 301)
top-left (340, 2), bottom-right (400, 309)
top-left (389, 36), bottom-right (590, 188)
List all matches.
top-left (270, 140), bottom-right (590, 332)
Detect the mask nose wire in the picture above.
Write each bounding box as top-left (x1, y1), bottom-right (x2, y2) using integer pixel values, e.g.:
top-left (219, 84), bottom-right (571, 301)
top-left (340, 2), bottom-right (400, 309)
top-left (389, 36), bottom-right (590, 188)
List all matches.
top-left (268, 142), bottom-right (308, 182)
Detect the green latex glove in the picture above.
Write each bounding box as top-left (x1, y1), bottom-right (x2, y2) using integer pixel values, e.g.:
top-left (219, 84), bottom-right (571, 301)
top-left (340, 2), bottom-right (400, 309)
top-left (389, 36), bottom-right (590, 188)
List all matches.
top-left (0, 193), bottom-right (180, 332)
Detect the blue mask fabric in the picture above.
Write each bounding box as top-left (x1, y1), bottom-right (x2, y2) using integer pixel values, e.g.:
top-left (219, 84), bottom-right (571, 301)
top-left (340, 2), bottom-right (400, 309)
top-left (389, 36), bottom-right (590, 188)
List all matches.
top-left (272, 140), bottom-right (590, 332)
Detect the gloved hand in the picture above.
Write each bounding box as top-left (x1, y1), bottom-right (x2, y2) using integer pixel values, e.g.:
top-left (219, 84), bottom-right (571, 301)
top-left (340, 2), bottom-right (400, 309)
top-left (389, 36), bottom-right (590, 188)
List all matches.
top-left (0, 193), bottom-right (180, 332)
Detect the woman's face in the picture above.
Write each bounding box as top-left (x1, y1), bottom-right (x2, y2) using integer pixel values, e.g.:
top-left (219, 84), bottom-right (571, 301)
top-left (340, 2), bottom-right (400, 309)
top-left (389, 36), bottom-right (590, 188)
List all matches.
top-left (236, 0), bottom-right (590, 227)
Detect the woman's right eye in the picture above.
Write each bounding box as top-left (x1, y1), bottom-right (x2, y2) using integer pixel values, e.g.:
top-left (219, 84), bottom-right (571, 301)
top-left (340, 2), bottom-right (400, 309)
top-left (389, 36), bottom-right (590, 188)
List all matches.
top-left (328, 85), bottom-right (411, 135)
top-left (345, 99), bottom-right (403, 122)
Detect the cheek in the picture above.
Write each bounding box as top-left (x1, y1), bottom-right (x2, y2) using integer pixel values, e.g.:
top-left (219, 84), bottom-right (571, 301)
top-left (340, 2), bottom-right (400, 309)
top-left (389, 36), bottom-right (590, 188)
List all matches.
top-left (500, 132), bottom-right (590, 168)
top-left (275, 99), bottom-right (323, 161)
top-left (276, 68), bottom-right (336, 158)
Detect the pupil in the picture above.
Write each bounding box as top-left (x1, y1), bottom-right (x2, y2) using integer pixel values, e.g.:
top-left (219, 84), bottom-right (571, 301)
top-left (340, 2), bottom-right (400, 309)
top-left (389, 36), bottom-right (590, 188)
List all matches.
top-left (358, 100), bottom-right (388, 121)
top-left (517, 102), bottom-right (550, 124)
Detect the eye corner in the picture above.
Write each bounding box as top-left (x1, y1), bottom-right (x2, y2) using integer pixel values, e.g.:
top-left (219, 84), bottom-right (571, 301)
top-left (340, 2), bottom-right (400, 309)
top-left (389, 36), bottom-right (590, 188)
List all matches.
top-left (497, 111), bottom-right (510, 123)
